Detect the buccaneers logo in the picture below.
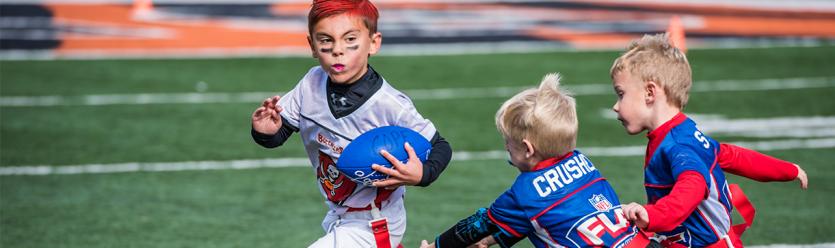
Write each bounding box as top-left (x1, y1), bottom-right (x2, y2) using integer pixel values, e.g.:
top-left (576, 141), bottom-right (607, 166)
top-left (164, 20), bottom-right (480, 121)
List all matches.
top-left (317, 151), bottom-right (356, 203)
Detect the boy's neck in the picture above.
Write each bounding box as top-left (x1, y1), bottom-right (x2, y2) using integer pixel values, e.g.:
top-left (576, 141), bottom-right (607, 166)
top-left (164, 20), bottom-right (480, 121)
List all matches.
top-left (648, 103), bottom-right (681, 132)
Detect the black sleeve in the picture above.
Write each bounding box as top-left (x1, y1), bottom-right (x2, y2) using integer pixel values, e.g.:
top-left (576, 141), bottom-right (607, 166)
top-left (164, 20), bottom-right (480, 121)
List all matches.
top-left (435, 208), bottom-right (499, 248)
top-left (492, 232), bottom-right (525, 248)
top-left (416, 131), bottom-right (452, 187)
top-left (251, 116), bottom-right (298, 148)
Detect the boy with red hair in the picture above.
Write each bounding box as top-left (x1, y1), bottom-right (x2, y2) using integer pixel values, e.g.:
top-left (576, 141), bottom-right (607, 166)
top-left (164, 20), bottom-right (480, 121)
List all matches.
top-left (251, 1), bottom-right (453, 247)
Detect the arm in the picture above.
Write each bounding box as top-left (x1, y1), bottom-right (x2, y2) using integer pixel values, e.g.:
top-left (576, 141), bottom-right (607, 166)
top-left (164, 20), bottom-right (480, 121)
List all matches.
top-left (431, 208), bottom-right (501, 248)
top-left (718, 143), bottom-right (798, 182)
top-left (624, 171), bottom-right (707, 232)
top-left (418, 132), bottom-right (452, 186)
top-left (251, 116), bottom-right (298, 148)
top-left (251, 90), bottom-right (302, 148)
top-left (372, 131), bottom-right (452, 188)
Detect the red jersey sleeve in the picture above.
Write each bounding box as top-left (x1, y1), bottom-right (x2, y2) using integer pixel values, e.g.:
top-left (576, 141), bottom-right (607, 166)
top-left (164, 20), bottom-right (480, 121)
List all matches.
top-left (718, 143), bottom-right (798, 182)
top-left (644, 171), bottom-right (707, 232)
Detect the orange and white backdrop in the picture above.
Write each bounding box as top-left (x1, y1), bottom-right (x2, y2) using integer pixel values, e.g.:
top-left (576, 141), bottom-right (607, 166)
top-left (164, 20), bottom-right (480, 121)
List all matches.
top-left (1, 0), bottom-right (834, 59)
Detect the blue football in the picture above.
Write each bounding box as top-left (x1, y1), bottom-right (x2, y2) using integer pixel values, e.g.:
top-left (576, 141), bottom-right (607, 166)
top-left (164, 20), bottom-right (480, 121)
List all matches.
top-left (337, 126), bottom-right (432, 186)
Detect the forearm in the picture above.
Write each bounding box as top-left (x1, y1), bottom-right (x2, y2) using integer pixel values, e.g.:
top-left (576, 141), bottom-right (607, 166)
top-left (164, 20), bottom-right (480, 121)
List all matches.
top-left (417, 132), bottom-right (453, 187)
top-left (435, 208), bottom-right (498, 248)
top-left (718, 143), bottom-right (797, 181)
top-left (644, 171), bottom-right (707, 232)
top-left (251, 117), bottom-right (297, 148)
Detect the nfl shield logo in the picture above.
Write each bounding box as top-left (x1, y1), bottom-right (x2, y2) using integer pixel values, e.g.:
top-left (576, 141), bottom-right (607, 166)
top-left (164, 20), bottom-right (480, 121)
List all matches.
top-left (589, 194), bottom-right (612, 211)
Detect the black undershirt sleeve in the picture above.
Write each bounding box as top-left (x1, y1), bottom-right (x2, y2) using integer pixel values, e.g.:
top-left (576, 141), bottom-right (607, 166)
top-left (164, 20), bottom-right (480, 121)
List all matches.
top-left (434, 209), bottom-right (525, 248)
top-left (417, 131), bottom-right (452, 187)
top-left (251, 116), bottom-right (298, 148)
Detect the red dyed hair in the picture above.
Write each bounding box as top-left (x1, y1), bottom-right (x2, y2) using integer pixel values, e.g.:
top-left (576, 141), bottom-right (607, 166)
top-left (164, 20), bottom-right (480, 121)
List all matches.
top-left (308, 0), bottom-right (379, 34)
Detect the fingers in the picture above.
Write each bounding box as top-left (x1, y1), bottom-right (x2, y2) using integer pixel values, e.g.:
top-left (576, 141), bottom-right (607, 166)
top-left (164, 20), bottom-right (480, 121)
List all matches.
top-left (404, 142), bottom-right (418, 162)
top-left (270, 95), bottom-right (281, 110)
top-left (622, 203), bottom-right (649, 228)
top-left (252, 107), bottom-right (265, 119)
top-left (371, 164), bottom-right (401, 178)
top-left (372, 178), bottom-right (403, 188)
top-left (271, 107), bottom-right (280, 120)
top-left (622, 203), bottom-right (640, 221)
top-left (379, 150), bottom-right (403, 169)
top-left (253, 107), bottom-right (274, 121)
top-left (261, 95), bottom-right (282, 110)
top-left (795, 164), bottom-right (808, 190)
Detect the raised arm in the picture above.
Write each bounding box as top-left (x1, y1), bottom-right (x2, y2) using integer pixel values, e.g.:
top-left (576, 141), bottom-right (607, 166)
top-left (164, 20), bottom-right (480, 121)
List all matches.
top-left (718, 143), bottom-right (806, 188)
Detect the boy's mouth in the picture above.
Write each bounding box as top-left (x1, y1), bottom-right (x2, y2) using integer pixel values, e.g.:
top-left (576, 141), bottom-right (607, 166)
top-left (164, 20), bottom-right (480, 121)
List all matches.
top-left (332, 64), bottom-right (345, 72)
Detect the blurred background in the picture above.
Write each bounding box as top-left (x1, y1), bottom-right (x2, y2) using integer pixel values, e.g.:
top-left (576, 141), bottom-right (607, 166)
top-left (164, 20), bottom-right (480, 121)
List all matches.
top-left (2, 0), bottom-right (834, 59)
top-left (1, 0), bottom-right (834, 247)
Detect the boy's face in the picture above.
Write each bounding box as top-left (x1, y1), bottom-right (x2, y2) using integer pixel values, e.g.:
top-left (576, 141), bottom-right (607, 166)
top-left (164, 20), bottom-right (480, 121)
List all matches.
top-left (308, 13), bottom-right (381, 84)
top-left (612, 71), bottom-right (652, 135)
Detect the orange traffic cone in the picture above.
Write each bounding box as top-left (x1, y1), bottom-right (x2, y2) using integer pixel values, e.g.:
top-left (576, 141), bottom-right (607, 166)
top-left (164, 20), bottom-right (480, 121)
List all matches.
top-left (133, 0), bottom-right (154, 19)
top-left (667, 15), bottom-right (687, 53)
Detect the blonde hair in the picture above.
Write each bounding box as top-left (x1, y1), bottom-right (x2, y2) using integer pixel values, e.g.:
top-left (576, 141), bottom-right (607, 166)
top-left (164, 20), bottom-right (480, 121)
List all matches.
top-left (495, 73), bottom-right (577, 158)
top-left (610, 33), bottom-right (692, 108)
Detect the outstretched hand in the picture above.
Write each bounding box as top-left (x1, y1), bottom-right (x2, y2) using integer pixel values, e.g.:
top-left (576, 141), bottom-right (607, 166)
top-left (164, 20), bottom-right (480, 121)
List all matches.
top-left (371, 142), bottom-right (424, 189)
top-left (794, 164), bottom-right (808, 190)
top-left (252, 96), bottom-right (282, 135)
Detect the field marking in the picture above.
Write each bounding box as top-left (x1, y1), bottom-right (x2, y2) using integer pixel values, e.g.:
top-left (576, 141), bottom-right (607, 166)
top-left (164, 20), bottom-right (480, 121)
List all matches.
top-left (1, 77), bottom-right (833, 107)
top-left (601, 111), bottom-right (835, 139)
top-left (2, 137), bottom-right (833, 176)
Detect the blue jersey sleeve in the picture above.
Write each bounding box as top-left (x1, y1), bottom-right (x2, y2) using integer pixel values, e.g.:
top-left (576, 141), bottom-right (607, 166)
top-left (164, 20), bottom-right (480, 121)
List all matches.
top-left (665, 145), bottom-right (710, 187)
top-left (487, 190), bottom-right (531, 238)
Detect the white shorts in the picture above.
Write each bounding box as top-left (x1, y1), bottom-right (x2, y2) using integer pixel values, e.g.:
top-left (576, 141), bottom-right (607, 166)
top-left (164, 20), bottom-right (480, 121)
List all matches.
top-left (308, 199), bottom-right (407, 248)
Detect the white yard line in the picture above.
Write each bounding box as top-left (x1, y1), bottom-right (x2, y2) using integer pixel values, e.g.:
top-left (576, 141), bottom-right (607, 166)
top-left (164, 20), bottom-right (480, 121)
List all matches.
top-left (1, 77), bottom-right (833, 107)
top-left (600, 109), bottom-right (835, 138)
top-left (2, 137), bottom-right (833, 176)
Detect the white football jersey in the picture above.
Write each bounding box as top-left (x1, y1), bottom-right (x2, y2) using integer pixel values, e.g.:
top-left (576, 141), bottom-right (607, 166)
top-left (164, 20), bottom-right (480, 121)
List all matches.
top-left (278, 66), bottom-right (437, 214)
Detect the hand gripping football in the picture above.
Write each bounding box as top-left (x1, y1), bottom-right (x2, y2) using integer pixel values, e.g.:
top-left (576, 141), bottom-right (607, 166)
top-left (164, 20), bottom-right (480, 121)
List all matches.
top-left (336, 126), bottom-right (432, 186)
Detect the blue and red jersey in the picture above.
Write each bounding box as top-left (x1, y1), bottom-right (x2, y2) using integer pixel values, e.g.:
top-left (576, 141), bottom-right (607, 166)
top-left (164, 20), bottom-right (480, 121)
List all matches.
top-left (487, 150), bottom-right (638, 248)
top-left (641, 112), bottom-right (800, 247)
top-left (643, 113), bottom-right (733, 247)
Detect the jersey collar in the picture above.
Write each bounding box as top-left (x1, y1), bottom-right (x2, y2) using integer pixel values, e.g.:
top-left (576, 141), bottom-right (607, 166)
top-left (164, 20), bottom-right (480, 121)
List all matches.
top-left (531, 151), bottom-right (574, 171)
top-left (645, 112), bottom-right (687, 166)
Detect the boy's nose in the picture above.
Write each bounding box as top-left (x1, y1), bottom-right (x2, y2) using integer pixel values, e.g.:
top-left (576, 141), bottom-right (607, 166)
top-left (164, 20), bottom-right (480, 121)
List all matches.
top-left (612, 102), bottom-right (619, 112)
top-left (331, 43), bottom-right (344, 56)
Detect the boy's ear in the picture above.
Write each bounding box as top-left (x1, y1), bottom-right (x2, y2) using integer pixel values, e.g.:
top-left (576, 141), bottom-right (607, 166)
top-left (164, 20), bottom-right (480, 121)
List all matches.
top-left (521, 139), bottom-right (536, 158)
top-left (368, 32), bottom-right (382, 56)
top-left (644, 80), bottom-right (659, 104)
top-left (307, 36), bottom-right (318, 58)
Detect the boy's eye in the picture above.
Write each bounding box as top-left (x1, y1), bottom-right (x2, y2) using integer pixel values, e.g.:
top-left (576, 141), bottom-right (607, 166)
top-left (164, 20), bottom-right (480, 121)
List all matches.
top-left (346, 37), bottom-right (357, 42)
top-left (319, 38), bottom-right (332, 43)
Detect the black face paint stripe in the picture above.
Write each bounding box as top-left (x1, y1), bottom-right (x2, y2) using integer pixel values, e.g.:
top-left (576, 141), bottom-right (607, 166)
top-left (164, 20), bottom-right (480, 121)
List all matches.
top-left (320, 48), bottom-right (332, 53)
top-left (346, 45), bottom-right (359, 50)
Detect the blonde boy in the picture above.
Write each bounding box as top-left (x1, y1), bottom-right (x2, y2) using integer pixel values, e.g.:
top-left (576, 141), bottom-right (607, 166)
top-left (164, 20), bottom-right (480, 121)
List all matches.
top-left (610, 33), bottom-right (808, 248)
top-left (421, 74), bottom-right (640, 248)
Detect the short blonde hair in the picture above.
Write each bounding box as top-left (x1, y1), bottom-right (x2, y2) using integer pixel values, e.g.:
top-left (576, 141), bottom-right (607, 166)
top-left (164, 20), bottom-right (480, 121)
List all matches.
top-left (610, 33), bottom-right (692, 108)
top-left (495, 73), bottom-right (577, 158)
